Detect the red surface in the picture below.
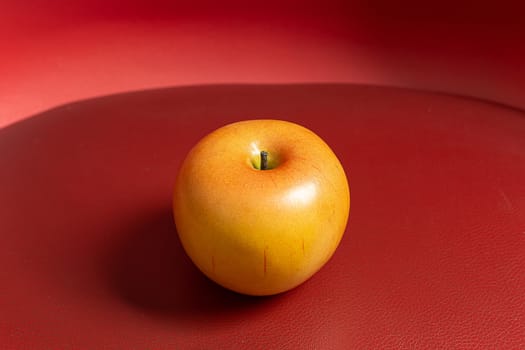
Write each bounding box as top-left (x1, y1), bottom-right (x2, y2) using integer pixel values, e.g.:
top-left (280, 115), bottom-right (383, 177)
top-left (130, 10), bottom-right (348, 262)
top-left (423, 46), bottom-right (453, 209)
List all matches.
top-left (1, 84), bottom-right (525, 348)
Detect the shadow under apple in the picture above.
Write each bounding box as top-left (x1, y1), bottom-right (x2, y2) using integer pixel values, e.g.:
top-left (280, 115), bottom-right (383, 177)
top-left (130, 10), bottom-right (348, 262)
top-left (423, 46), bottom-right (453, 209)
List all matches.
top-left (102, 207), bottom-right (265, 320)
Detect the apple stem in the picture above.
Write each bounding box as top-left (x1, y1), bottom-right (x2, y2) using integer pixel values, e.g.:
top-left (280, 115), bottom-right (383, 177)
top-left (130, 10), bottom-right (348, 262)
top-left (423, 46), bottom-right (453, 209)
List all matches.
top-left (260, 151), bottom-right (269, 170)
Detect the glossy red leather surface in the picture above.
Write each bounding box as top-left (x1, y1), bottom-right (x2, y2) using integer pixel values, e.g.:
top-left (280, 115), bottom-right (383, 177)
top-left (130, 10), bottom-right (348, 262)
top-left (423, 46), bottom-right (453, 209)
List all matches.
top-left (1, 84), bottom-right (525, 349)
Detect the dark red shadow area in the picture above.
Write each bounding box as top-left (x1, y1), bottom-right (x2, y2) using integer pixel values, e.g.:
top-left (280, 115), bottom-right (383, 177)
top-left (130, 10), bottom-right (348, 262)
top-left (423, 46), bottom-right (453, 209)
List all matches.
top-left (104, 207), bottom-right (263, 319)
top-left (1, 84), bottom-right (525, 348)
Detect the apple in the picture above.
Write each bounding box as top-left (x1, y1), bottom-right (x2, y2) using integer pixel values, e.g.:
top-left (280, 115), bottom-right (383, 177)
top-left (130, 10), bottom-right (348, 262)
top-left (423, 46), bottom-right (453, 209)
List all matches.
top-left (173, 119), bottom-right (350, 296)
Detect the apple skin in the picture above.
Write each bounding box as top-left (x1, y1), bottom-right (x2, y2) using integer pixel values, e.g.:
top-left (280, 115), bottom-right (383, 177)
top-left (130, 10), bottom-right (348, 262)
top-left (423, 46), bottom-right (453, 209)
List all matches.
top-left (173, 119), bottom-right (350, 296)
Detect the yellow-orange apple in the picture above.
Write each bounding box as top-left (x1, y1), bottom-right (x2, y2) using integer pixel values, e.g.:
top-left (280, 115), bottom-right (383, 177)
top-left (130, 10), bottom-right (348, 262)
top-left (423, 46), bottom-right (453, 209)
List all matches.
top-left (173, 119), bottom-right (350, 296)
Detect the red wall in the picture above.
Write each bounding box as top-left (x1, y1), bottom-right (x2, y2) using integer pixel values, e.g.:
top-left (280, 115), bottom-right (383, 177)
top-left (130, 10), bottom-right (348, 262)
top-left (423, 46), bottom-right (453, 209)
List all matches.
top-left (1, 0), bottom-right (524, 126)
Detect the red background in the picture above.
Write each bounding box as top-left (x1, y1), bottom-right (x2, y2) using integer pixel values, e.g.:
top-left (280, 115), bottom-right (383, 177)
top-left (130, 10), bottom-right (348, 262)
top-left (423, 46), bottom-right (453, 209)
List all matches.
top-left (2, 0), bottom-right (525, 127)
top-left (1, 1), bottom-right (525, 349)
